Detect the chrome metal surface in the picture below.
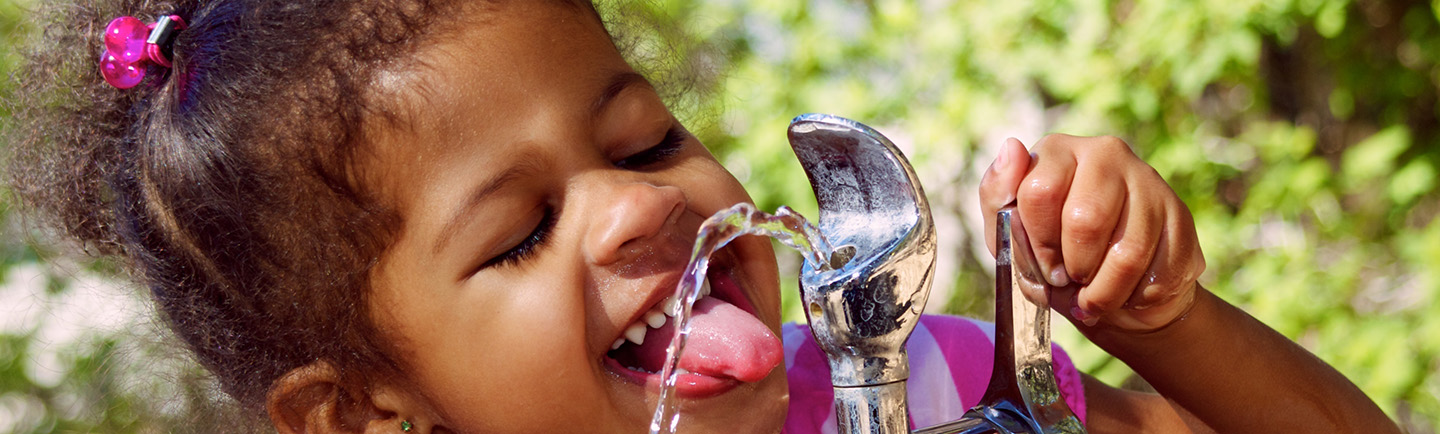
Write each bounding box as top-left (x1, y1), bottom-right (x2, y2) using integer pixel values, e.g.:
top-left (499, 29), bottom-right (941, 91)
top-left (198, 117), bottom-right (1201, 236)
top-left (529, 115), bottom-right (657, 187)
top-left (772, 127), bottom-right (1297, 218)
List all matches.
top-left (787, 114), bottom-right (937, 434)
top-left (911, 207), bottom-right (1085, 434)
top-left (833, 383), bottom-right (910, 434)
top-left (786, 114), bottom-right (1084, 434)
top-left (911, 417), bottom-right (1000, 434)
top-left (973, 207), bottom-right (1085, 434)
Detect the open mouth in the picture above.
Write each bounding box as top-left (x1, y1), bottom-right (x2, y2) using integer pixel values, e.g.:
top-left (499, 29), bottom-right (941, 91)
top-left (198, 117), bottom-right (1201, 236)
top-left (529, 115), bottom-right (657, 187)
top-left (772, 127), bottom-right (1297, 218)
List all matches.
top-left (601, 250), bottom-right (782, 398)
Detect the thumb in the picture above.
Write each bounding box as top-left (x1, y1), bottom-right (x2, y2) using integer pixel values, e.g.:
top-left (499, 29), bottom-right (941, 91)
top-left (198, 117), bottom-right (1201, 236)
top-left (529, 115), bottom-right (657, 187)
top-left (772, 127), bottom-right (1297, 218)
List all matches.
top-left (981, 137), bottom-right (1031, 256)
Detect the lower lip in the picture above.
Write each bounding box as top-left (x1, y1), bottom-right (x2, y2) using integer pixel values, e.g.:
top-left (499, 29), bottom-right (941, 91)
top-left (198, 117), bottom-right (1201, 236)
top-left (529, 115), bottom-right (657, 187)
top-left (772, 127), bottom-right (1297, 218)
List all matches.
top-left (603, 356), bottom-right (740, 399)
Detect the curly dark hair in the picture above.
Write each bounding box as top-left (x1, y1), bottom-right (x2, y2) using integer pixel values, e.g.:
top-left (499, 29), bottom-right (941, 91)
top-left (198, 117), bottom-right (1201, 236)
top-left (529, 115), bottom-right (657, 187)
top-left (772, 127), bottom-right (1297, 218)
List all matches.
top-left (4, 0), bottom-right (475, 411)
top-left (1, 0), bottom-right (717, 420)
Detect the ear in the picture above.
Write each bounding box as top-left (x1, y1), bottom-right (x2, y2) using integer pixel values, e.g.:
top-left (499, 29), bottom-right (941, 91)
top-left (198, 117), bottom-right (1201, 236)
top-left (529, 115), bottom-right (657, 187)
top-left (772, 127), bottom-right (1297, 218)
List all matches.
top-left (267, 360), bottom-right (440, 434)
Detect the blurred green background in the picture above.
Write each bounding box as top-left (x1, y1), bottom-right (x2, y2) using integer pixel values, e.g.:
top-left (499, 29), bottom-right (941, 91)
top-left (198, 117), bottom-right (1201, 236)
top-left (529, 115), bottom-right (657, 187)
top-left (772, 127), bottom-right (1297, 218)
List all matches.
top-left (4, 0), bottom-right (1440, 432)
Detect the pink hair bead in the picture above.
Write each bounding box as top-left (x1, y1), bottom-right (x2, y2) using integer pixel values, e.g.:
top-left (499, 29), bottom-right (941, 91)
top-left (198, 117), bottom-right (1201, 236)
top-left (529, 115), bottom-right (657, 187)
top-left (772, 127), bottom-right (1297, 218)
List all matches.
top-left (98, 15), bottom-right (186, 89)
top-left (103, 16), bottom-right (148, 64)
top-left (99, 52), bottom-right (146, 89)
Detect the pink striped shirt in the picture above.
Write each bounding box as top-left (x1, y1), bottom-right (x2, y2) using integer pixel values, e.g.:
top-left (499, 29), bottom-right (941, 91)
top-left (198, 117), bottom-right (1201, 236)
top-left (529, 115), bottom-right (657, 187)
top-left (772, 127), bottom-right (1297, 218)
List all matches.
top-left (782, 315), bottom-right (1087, 433)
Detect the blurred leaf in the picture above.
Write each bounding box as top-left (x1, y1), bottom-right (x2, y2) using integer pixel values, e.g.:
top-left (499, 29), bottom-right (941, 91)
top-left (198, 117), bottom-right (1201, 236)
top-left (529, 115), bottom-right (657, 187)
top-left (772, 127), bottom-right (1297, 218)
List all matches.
top-left (1343, 126), bottom-right (1410, 184)
top-left (1388, 160), bottom-right (1436, 205)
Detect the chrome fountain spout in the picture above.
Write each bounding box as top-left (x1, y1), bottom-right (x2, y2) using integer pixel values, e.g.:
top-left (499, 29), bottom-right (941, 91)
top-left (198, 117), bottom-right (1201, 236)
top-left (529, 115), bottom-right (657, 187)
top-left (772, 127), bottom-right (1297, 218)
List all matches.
top-left (787, 114), bottom-right (1085, 434)
top-left (788, 114), bottom-right (938, 434)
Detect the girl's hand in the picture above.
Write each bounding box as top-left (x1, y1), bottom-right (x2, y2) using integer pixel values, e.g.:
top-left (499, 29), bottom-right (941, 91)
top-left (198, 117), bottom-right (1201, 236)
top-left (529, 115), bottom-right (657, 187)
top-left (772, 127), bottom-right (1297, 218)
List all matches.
top-left (978, 136), bottom-right (1399, 433)
top-left (979, 135), bottom-right (1206, 332)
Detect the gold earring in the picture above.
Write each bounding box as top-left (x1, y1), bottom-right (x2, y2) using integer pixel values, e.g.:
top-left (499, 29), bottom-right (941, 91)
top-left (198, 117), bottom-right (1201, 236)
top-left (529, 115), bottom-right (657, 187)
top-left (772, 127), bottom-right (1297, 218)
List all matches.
top-left (401, 420), bottom-right (413, 432)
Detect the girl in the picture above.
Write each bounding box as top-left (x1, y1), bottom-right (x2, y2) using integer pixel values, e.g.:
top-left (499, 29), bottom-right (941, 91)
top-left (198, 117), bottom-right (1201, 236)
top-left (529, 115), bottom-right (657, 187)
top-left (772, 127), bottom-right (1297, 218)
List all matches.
top-left (3, 0), bottom-right (1398, 432)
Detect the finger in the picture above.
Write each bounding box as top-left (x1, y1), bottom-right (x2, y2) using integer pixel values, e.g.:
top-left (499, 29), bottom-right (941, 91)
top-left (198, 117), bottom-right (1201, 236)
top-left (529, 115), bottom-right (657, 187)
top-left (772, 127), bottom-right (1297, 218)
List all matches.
top-left (1047, 283), bottom-right (1080, 324)
top-left (1125, 197), bottom-right (1206, 311)
top-left (1075, 188), bottom-right (1162, 323)
top-left (1058, 157), bottom-right (1126, 286)
top-left (981, 138), bottom-right (1032, 256)
top-left (1017, 135), bottom-right (1078, 287)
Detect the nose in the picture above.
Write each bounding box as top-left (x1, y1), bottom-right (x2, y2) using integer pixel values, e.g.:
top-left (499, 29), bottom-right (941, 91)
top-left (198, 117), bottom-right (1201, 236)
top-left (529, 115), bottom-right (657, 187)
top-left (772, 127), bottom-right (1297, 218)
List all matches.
top-left (584, 182), bottom-right (687, 266)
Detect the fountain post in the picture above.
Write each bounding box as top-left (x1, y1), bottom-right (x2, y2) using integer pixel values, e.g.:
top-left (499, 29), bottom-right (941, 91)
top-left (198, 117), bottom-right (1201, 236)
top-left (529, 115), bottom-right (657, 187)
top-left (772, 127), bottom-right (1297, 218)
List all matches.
top-left (787, 114), bottom-right (1085, 434)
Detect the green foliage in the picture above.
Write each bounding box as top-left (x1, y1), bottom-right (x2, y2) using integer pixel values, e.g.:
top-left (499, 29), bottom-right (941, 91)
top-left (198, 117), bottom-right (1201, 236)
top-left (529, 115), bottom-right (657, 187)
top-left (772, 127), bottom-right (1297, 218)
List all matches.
top-left (636, 0), bottom-right (1440, 430)
top-left (3, 0), bottom-right (1440, 431)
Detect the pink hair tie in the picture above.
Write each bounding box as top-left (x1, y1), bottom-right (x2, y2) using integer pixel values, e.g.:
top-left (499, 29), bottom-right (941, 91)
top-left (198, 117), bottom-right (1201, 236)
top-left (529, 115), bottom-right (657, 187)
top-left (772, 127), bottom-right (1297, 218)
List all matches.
top-left (99, 15), bottom-right (187, 89)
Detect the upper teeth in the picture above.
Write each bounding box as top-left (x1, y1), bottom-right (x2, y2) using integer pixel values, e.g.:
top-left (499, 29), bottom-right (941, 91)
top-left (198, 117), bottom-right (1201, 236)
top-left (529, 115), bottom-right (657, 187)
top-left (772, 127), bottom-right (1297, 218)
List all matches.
top-left (644, 310), bottom-right (667, 328)
top-left (623, 323), bottom-right (647, 346)
top-left (610, 276), bottom-right (714, 351)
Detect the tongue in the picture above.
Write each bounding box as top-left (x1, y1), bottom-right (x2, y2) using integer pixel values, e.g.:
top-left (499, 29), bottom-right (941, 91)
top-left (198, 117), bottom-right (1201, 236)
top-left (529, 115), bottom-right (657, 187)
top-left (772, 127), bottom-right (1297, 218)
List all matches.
top-left (634, 297), bottom-right (782, 383)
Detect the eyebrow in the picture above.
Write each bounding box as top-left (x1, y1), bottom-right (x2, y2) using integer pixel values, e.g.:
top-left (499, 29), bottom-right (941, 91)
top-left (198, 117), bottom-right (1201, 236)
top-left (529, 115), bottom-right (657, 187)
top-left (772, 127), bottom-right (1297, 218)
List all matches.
top-left (430, 71), bottom-right (650, 255)
top-left (431, 159), bottom-right (543, 255)
top-left (592, 71), bottom-right (651, 118)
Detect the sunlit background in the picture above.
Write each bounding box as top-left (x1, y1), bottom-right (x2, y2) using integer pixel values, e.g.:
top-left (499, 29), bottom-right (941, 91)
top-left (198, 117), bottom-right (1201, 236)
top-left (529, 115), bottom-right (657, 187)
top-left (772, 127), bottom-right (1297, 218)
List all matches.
top-left (4, 0), bottom-right (1440, 432)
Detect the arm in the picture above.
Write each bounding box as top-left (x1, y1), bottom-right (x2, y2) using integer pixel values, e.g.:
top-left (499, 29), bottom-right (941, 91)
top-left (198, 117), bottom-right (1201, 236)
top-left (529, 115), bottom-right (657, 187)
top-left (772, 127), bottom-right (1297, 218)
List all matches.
top-left (1080, 374), bottom-right (1213, 434)
top-left (1084, 287), bottom-right (1396, 433)
top-left (979, 135), bottom-right (1399, 433)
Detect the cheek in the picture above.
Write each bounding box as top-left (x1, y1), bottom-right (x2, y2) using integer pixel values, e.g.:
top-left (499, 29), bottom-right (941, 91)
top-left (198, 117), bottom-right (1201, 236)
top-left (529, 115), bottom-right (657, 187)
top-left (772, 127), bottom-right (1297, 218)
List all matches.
top-left (371, 257), bottom-right (611, 430)
top-left (418, 301), bottom-right (597, 427)
top-left (680, 156), bottom-right (755, 212)
top-left (677, 157), bottom-right (787, 326)
top-left (737, 234), bottom-right (784, 328)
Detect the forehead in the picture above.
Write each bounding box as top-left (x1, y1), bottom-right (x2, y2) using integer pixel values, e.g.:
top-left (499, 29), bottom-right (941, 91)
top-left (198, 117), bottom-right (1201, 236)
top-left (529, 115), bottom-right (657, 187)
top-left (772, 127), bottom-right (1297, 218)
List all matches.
top-left (399, 1), bottom-right (618, 128)
top-left (362, 1), bottom-right (629, 200)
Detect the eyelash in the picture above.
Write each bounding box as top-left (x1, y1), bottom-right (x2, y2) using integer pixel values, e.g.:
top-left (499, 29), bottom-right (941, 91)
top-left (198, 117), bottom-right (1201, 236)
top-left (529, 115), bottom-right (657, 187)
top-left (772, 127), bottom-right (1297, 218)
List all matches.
top-left (477, 127), bottom-right (683, 271)
top-left (615, 126), bottom-right (687, 169)
top-left (483, 208), bottom-right (556, 270)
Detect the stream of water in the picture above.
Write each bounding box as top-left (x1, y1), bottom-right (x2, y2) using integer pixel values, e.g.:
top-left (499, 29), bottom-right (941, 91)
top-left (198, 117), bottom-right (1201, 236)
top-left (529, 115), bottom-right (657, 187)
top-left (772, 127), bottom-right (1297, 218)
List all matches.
top-left (648, 203), bottom-right (833, 434)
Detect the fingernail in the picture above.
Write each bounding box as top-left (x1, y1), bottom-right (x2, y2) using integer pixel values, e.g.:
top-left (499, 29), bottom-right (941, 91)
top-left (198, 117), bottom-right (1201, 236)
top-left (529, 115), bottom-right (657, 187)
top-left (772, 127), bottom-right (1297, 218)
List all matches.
top-left (1070, 307), bottom-right (1099, 326)
top-left (1048, 265), bottom-right (1070, 287)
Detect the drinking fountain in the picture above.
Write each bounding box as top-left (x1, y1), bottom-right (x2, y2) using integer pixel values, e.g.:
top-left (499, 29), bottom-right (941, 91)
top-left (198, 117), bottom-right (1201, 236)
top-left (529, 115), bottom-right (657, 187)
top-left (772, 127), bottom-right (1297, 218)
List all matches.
top-left (787, 114), bottom-right (1086, 434)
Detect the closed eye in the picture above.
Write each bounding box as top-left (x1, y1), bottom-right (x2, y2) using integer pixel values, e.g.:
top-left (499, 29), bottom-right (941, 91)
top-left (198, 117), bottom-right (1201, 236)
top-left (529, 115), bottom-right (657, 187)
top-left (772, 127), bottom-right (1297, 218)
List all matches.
top-left (615, 126), bottom-right (688, 169)
top-left (481, 207), bottom-right (557, 270)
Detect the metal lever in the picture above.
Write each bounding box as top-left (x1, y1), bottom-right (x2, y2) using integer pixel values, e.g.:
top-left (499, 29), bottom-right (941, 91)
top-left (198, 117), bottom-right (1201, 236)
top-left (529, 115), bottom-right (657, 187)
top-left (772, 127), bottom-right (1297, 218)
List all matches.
top-left (914, 206), bottom-right (1086, 434)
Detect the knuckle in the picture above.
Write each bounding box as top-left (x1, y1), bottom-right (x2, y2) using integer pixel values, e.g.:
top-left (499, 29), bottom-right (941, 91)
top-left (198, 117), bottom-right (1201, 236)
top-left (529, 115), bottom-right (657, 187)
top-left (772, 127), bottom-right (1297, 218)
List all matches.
top-left (1131, 279), bottom-right (1183, 309)
top-left (1170, 252), bottom-right (1208, 287)
top-left (1038, 133), bottom-right (1068, 144)
top-left (1063, 206), bottom-right (1110, 242)
top-left (1035, 133), bottom-right (1074, 152)
top-left (1104, 245), bottom-right (1151, 280)
top-left (1097, 298), bottom-right (1127, 313)
top-left (1135, 163), bottom-right (1164, 181)
top-left (1033, 244), bottom-right (1063, 261)
top-left (1019, 176), bottom-right (1066, 208)
top-left (1191, 252), bottom-right (1208, 278)
top-left (1144, 271), bottom-right (1185, 295)
top-left (1087, 290), bottom-right (1128, 313)
top-left (1096, 135), bottom-right (1131, 152)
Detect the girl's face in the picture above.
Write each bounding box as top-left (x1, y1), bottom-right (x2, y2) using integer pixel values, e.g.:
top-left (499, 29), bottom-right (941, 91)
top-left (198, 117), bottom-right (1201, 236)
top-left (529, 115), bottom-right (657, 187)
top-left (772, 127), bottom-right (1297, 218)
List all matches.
top-left (363, 2), bottom-right (787, 432)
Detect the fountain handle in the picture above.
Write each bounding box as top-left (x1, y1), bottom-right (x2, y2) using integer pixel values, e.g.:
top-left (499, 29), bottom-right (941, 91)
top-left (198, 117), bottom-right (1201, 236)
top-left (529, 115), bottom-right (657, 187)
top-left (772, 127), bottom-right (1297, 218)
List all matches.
top-left (957, 206), bottom-right (1086, 433)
